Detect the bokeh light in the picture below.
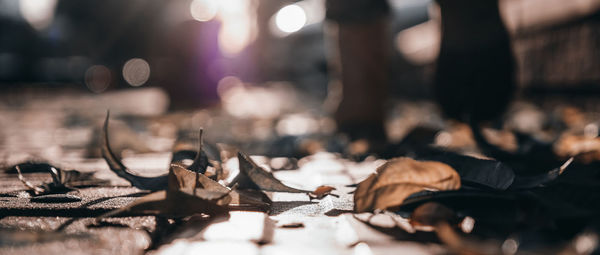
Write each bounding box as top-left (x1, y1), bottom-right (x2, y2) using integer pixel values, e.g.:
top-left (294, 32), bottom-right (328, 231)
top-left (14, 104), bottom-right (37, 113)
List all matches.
top-left (216, 75), bottom-right (243, 97)
top-left (276, 114), bottom-right (319, 136)
top-left (218, 79), bottom-right (295, 119)
top-left (84, 65), bottom-right (111, 93)
top-left (575, 232), bottom-right (598, 254)
top-left (217, 0), bottom-right (257, 57)
top-left (218, 19), bottom-right (252, 57)
top-left (19, 0), bottom-right (57, 30)
top-left (190, 0), bottom-right (218, 22)
top-left (275, 4), bottom-right (307, 34)
top-left (501, 238), bottom-right (519, 255)
top-left (122, 58), bottom-right (151, 87)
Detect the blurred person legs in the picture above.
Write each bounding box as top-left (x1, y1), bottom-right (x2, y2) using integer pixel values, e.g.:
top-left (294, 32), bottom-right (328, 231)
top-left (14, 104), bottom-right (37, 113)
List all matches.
top-left (326, 0), bottom-right (516, 147)
top-left (434, 0), bottom-right (515, 124)
top-left (325, 0), bottom-right (391, 142)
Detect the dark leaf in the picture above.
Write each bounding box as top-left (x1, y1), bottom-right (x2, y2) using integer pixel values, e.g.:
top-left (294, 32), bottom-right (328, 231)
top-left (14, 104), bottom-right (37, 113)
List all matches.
top-left (398, 189), bottom-right (520, 213)
top-left (509, 157), bottom-right (573, 189)
top-left (417, 149), bottom-right (515, 190)
top-left (102, 111), bottom-right (168, 191)
top-left (14, 163), bottom-right (110, 195)
top-left (5, 161), bottom-right (54, 173)
top-left (469, 121), bottom-right (562, 175)
top-left (233, 151), bottom-right (310, 193)
top-left (188, 129), bottom-right (209, 173)
top-left (395, 188), bottom-right (593, 238)
top-left (15, 164), bottom-right (108, 195)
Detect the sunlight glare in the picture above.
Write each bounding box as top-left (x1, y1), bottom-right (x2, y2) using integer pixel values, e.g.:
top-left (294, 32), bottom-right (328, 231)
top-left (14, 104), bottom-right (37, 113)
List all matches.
top-left (275, 4), bottom-right (307, 34)
top-left (19, 0), bottom-right (57, 30)
top-left (190, 0), bottom-right (218, 22)
top-left (216, 0), bottom-right (257, 57)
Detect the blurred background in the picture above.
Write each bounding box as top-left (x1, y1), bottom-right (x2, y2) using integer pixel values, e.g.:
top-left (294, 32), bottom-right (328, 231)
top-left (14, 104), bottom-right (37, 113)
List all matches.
top-left (1, 0), bottom-right (597, 106)
top-left (0, 0), bottom-right (600, 162)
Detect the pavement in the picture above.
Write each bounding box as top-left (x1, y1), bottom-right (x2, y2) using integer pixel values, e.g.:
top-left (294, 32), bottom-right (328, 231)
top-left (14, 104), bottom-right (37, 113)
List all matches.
top-left (0, 147), bottom-right (445, 255)
top-left (3, 87), bottom-right (580, 255)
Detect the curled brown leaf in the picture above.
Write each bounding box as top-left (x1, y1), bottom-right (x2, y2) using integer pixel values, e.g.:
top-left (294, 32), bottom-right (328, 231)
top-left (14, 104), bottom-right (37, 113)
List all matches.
top-left (170, 163), bottom-right (271, 210)
top-left (354, 157), bottom-right (461, 212)
top-left (308, 185), bottom-right (337, 200)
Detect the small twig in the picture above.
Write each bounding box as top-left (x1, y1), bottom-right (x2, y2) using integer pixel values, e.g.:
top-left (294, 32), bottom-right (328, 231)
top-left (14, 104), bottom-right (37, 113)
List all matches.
top-left (189, 128), bottom-right (208, 173)
top-left (49, 167), bottom-right (61, 185)
top-left (558, 157), bottom-right (574, 175)
top-left (16, 165), bottom-right (45, 195)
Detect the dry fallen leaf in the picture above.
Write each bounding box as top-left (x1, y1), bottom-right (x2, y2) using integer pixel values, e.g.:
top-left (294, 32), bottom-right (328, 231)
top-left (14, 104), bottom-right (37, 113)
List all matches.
top-left (169, 164), bottom-right (228, 194)
top-left (234, 152), bottom-right (310, 193)
top-left (308, 185), bottom-right (337, 200)
top-left (99, 164), bottom-right (231, 219)
top-left (15, 164), bottom-right (109, 196)
top-left (170, 163), bottom-right (271, 210)
top-left (102, 112), bottom-right (168, 191)
top-left (233, 152), bottom-right (337, 200)
top-left (354, 157), bottom-right (461, 212)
